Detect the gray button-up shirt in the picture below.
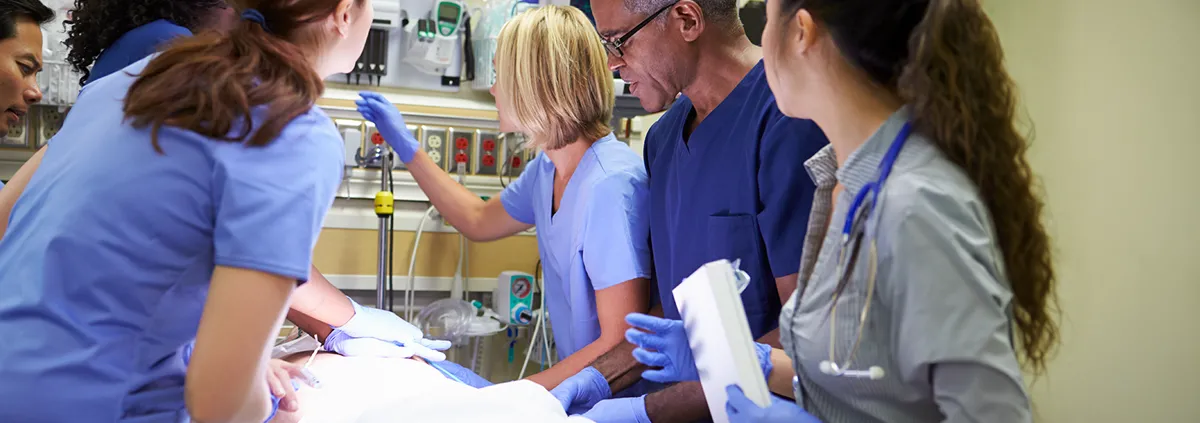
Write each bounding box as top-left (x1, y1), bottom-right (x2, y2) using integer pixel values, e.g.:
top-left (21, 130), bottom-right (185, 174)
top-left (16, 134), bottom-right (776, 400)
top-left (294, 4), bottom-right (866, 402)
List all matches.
top-left (778, 107), bottom-right (1032, 423)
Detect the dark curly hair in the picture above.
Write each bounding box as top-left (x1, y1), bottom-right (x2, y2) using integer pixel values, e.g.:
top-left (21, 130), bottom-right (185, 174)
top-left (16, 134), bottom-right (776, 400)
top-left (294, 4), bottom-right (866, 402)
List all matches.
top-left (63, 0), bottom-right (228, 85)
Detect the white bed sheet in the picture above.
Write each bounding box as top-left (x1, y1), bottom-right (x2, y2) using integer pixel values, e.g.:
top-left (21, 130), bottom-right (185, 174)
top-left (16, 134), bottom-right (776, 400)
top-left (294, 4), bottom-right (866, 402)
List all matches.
top-left (286, 356), bottom-right (594, 423)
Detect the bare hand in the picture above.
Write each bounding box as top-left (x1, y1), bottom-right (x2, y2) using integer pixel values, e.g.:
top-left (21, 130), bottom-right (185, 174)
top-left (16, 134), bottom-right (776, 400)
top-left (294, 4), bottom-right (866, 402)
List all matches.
top-left (266, 359), bottom-right (309, 413)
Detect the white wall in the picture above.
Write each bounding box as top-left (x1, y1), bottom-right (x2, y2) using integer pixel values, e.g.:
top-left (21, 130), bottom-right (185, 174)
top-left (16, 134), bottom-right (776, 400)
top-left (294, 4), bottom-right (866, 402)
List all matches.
top-left (984, 0), bottom-right (1200, 421)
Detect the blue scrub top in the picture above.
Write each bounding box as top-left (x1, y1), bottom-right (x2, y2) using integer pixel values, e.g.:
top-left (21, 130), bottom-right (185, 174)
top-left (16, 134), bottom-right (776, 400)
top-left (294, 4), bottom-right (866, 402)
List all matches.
top-left (0, 57), bottom-right (344, 421)
top-left (501, 134), bottom-right (652, 361)
top-left (85, 19), bottom-right (191, 86)
top-left (644, 61), bottom-right (828, 338)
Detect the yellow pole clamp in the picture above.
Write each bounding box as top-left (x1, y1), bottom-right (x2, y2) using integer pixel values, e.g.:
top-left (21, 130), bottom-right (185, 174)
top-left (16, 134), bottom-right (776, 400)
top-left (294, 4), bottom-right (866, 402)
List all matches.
top-left (374, 191), bottom-right (394, 216)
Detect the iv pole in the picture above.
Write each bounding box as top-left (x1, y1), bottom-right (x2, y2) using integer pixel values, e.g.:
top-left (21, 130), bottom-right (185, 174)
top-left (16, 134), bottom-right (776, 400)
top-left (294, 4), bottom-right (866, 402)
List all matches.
top-left (372, 138), bottom-right (394, 310)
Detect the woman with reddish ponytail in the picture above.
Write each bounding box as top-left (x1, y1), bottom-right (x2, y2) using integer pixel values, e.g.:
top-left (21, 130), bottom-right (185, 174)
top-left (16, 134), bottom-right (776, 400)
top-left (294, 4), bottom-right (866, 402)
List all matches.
top-left (0, 1), bottom-right (448, 422)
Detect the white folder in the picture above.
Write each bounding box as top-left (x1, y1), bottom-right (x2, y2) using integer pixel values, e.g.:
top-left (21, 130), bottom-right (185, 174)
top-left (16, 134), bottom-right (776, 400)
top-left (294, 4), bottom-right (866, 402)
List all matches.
top-left (672, 259), bottom-right (773, 423)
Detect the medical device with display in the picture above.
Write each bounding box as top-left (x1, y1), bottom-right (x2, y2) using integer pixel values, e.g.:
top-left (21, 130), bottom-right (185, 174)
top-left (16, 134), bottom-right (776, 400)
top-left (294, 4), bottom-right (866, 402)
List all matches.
top-left (494, 271), bottom-right (535, 325)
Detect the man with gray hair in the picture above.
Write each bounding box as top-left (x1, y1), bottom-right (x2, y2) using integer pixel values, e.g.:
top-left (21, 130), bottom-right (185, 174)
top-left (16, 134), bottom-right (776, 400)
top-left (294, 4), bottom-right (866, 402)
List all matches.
top-left (548, 0), bottom-right (829, 421)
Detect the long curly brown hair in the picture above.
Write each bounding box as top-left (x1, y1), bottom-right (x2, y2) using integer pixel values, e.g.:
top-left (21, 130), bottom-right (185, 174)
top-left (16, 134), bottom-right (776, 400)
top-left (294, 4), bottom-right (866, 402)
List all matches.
top-left (62, 0), bottom-right (228, 85)
top-left (782, 0), bottom-right (1060, 374)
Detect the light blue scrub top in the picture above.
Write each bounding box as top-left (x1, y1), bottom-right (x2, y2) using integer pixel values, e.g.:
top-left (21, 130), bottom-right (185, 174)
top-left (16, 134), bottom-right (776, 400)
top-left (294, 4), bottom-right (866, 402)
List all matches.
top-left (501, 134), bottom-right (651, 361)
top-left (0, 57), bottom-right (345, 422)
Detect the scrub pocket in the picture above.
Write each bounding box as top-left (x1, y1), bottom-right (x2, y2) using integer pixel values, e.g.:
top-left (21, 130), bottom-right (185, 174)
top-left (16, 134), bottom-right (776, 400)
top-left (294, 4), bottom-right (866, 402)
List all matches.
top-left (707, 214), bottom-right (759, 263)
top-left (707, 214), bottom-right (768, 311)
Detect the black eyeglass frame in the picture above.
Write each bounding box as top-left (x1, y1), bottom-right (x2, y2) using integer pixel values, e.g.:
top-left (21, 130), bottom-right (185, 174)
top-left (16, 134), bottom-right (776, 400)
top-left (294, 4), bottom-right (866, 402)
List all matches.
top-left (599, 1), bottom-right (680, 57)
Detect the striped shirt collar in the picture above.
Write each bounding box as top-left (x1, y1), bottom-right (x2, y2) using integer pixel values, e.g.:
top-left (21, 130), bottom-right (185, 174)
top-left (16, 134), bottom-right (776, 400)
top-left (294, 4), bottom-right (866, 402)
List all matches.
top-left (804, 106), bottom-right (913, 194)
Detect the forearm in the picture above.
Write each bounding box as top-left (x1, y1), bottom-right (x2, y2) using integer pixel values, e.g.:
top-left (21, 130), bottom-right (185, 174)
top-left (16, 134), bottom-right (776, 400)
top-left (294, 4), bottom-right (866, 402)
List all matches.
top-left (528, 336), bottom-right (623, 389)
top-left (288, 266), bottom-right (354, 331)
top-left (190, 357), bottom-right (273, 423)
top-left (587, 340), bottom-right (646, 393)
top-left (0, 146), bottom-right (45, 239)
top-left (286, 308), bottom-right (333, 341)
top-left (406, 151), bottom-right (490, 239)
top-left (585, 304), bottom-right (663, 392)
top-left (766, 348), bottom-right (796, 399)
top-left (757, 327), bottom-right (782, 349)
top-left (645, 382), bottom-right (711, 423)
top-left (229, 382), bottom-right (272, 423)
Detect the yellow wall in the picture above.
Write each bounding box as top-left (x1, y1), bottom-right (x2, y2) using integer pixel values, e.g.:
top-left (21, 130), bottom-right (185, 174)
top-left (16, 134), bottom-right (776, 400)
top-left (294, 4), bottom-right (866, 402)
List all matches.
top-left (984, 0), bottom-right (1200, 421)
top-left (314, 228), bottom-right (540, 278)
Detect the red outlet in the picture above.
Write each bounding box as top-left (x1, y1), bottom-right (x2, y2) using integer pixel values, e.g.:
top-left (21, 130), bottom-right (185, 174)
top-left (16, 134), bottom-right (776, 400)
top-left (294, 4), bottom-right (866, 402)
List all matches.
top-left (455, 153), bottom-right (468, 163)
top-left (482, 139), bottom-right (496, 150)
top-left (371, 132), bottom-right (384, 145)
top-left (511, 156), bottom-right (522, 168)
top-left (456, 137), bottom-right (469, 150)
top-left (482, 154), bottom-right (495, 166)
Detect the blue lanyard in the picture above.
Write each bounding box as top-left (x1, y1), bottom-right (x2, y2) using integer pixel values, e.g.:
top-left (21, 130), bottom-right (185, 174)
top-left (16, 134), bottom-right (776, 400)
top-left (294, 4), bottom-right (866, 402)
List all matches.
top-left (841, 122), bottom-right (914, 237)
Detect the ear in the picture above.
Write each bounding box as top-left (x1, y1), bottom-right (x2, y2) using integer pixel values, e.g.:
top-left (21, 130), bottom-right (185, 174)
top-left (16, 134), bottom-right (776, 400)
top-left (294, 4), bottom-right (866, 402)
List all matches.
top-left (793, 9), bottom-right (817, 55)
top-left (674, 1), bottom-right (705, 42)
top-left (333, 0), bottom-right (356, 38)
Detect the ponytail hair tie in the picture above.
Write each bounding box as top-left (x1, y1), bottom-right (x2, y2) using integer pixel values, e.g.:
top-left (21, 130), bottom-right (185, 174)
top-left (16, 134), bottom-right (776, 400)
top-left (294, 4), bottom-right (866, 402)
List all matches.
top-left (241, 9), bottom-right (271, 33)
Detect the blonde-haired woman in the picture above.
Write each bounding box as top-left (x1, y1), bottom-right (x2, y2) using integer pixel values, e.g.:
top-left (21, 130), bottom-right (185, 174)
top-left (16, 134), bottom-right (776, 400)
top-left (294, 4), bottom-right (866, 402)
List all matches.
top-left (356, 5), bottom-right (651, 391)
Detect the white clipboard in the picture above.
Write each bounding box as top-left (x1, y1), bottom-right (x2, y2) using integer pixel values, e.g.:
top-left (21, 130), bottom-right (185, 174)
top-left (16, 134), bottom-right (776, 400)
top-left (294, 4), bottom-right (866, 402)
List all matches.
top-left (672, 259), bottom-right (772, 423)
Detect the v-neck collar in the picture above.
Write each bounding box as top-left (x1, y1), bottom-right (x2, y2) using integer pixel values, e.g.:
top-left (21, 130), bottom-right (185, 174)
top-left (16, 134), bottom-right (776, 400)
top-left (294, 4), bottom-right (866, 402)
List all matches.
top-left (675, 60), bottom-right (766, 155)
top-left (546, 134), bottom-right (613, 225)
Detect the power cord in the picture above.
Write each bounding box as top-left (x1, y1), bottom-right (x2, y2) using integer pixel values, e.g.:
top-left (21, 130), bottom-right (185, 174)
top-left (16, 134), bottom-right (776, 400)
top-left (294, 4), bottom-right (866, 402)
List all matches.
top-left (519, 259), bottom-right (551, 378)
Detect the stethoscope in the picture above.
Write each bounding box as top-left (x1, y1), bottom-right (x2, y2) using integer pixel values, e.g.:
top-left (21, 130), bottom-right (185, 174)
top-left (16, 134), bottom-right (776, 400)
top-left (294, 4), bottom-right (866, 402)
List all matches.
top-left (793, 121), bottom-right (913, 389)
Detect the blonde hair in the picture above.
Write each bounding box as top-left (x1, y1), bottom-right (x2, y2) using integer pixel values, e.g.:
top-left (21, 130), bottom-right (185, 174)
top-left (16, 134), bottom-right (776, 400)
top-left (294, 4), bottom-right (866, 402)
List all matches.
top-left (494, 5), bottom-right (614, 150)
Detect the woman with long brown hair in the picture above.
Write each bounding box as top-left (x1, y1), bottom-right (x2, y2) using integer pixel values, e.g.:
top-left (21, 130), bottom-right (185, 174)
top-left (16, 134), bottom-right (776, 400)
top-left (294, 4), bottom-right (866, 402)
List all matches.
top-left (0, 1), bottom-right (412, 422)
top-left (607, 0), bottom-right (1060, 422)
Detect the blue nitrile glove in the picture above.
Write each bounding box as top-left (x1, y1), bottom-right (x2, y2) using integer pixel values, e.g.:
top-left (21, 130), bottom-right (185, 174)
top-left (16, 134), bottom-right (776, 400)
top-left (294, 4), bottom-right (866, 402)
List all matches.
top-left (431, 360), bottom-right (494, 388)
top-left (754, 342), bottom-right (774, 380)
top-left (324, 325), bottom-right (451, 361)
top-left (725, 384), bottom-right (821, 423)
top-left (625, 313), bottom-right (697, 383)
top-left (356, 91), bottom-right (420, 164)
top-left (579, 396), bottom-right (650, 423)
top-left (550, 367), bottom-right (611, 414)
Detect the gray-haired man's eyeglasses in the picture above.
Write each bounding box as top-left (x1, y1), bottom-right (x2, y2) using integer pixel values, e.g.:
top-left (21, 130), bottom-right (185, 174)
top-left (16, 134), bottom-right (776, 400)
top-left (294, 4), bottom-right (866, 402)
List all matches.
top-left (599, 1), bottom-right (679, 57)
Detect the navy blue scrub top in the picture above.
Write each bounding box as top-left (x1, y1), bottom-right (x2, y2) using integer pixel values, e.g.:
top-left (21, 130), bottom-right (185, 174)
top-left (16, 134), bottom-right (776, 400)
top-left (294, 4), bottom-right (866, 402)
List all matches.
top-left (84, 19), bottom-right (191, 86)
top-left (644, 61), bottom-right (828, 338)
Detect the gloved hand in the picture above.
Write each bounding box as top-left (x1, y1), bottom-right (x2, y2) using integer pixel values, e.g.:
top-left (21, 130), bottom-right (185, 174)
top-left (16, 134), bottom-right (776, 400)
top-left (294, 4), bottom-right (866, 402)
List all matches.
top-left (326, 299), bottom-right (452, 361)
top-left (625, 313), bottom-right (697, 383)
top-left (753, 342), bottom-right (774, 380)
top-left (579, 396), bottom-right (650, 423)
top-left (549, 367), bottom-right (611, 414)
top-left (355, 91), bottom-right (420, 164)
top-left (430, 360), bottom-right (494, 388)
top-left (322, 329), bottom-right (448, 360)
top-left (725, 384), bottom-right (821, 423)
